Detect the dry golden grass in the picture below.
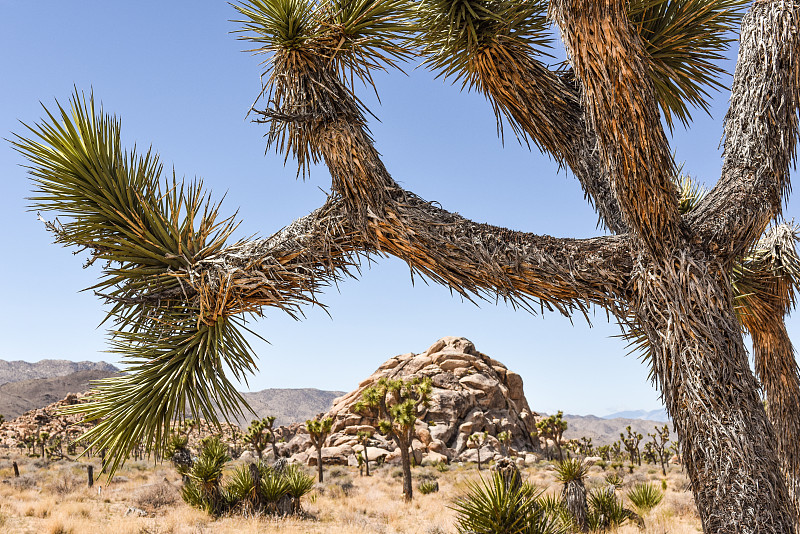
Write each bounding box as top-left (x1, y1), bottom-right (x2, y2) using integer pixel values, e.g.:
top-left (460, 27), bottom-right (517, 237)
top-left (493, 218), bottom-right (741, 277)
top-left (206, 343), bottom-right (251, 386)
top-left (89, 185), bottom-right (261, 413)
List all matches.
top-left (0, 454), bottom-right (700, 533)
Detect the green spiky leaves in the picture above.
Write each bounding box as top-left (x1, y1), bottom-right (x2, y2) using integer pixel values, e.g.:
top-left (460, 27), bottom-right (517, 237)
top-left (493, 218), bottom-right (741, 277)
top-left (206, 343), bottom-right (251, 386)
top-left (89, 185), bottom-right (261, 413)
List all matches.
top-left (234, 0), bottom-right (413, 85)
top-left (416, 0), bottom-right (551, 86)
top-left (13, 92), bottom-right (258, 477)
top-left (628, 0), bottom-right (750, 129)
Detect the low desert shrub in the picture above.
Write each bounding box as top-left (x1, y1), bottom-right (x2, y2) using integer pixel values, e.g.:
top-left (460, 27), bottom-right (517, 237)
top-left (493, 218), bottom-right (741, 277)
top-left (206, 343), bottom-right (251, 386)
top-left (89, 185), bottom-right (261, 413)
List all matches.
top-left (182, 439), bottom-right (315, 518)
top-left (419, 480), bottom-right (439, 495)
top-left (45, 474), bottom-right (80, 496)
top-left (135, 482), bottom-right (179, 511)
top-left (11, 474), bottom-right (39, 490)
top-left (451, 472), bottom-right (566, 534)
top-left (627, 482), bottom-right (664, 515)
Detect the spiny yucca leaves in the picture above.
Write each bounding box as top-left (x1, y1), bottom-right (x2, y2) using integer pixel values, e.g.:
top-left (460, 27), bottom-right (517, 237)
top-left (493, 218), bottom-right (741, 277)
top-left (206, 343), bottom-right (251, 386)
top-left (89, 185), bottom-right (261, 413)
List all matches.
top-left (553, 458), bottom-right (588, 484)
top-left (234, 0), bottom-right (412, 87)
top-left (234, 0), bottom-right (320, 51)
top-left (451, 473), bottom-right (565, 534)
top-left (12, 92), bottom-right (259, 478)
top-left (628, 0), bottom-right (749, 129)
top-left (234, 0), bottom-right (412, 176)
top-left (416, 0), bottom-right (551, 87)
top-left (626, 482), bottom-right (664, 515)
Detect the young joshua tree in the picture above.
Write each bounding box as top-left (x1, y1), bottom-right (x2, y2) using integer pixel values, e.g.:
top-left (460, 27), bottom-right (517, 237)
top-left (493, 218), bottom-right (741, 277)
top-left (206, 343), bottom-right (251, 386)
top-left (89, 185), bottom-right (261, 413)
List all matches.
top-left (354, 377), bottom-right (432, 501)
top-left (305, 417), bottom-right (333, 483)
top-left (356, 430), bottom-right (373, 477)
top-left (621, 426), bottom-right (643, 469)
top-left (468, 431), bottom-right (488, 471)
top-left (648, 425), bottom-right (671, 477)
top-left (555, 458), bottom-right (590, 532)
top-left (537, 412), bottom-right (568, 461)
top-left (245, 416), bottom-right (277, 459)
top-left (14, 0), bottom-right (800, 530)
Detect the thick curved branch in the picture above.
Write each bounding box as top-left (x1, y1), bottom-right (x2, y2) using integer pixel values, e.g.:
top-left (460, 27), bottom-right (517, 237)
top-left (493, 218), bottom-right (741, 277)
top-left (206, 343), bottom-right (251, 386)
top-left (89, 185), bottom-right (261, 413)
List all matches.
top-left (690, 2), bottom-right (800, 259)
top-left (549, 0), bottom-right (682, 257)
top-left (196, 189), bottom-right (632, 321)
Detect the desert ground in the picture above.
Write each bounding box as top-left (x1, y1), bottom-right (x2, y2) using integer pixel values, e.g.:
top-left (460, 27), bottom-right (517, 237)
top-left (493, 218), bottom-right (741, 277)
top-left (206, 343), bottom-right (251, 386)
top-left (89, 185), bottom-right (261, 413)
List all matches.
top-left (0, 453), bottom-right (700, 534)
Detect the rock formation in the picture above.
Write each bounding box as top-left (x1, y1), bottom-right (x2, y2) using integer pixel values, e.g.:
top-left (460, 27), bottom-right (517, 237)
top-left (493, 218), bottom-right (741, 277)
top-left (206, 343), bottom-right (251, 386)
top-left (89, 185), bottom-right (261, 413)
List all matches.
top-left (282, 336), bottom-right (539, 467)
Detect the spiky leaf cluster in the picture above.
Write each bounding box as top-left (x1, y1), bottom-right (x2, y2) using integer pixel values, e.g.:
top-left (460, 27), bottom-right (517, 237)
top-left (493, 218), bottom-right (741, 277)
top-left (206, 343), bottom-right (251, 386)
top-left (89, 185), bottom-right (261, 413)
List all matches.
top-left (12, 93), bottom-right (258, 477)
top-left (415, 0), bottom-right (551, 85)
top-left (628, 0), bottom-right (750, 129)
top-left (451, 472), bottom-right (567, 534)
top-left (354, 376), bottom-right (432, 441)
top-left (626, 482), bottom-right (664, 515)
top-left (185, 448), bottom-right (315, 516)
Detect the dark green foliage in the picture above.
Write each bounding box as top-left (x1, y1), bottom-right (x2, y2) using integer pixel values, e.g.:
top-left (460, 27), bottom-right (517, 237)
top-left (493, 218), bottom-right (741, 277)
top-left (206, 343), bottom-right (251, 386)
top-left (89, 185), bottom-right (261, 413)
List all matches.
top-left (586, 488), bottom-right (640, 532)
top-left (627, 0), bottom-right (749, 129)
top-left (451, 472), bottom-right (567, 534)
top-left (419, 479), bottom-right (440, 495)
top-left (182, 436), bottom-right (230, 515)
top-left (626, 483), bottom-right (664, 515)
top-left (182, 439), bottom-right (315, 517)
top-left (12, 93), bottom-right (257, 477)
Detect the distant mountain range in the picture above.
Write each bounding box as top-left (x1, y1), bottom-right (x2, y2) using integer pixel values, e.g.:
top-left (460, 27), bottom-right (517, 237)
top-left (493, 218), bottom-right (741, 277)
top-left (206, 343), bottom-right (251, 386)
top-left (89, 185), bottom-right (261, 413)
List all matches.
top-left (602, 409), bottom-right (669, 422)
top-left (221, 388), bottom-right (345, 428)
top-left (0, 369), bottom-right (120, 419)
top-left (563, 414), bottom-right (672, 445)
top-left (0, 359), bottom-right (343, 427)
top-left (0, 359), bottom-right (118, 386)
top-left (0, 359), bottom-right (667, 442)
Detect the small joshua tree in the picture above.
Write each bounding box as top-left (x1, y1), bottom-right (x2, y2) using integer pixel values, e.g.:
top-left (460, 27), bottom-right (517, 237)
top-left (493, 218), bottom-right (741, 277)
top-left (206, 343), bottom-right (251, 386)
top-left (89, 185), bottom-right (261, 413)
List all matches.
top-left (536, 411), bottom-right (568, 460)
top-left (354, 376), bottom-right (432, 501)
top-left (620, 426), bottom-right (643, 470)
top-left (245, 417), bottom-right (277, 459)
top-left (647, 425), bottom-right (671, 476)
top-left (356, 430), bottom-right (373, 476)
top-left (468, 431), bottom-right (488, 471)
top-left (305, 416), bottom-right (333, 483)
top-left (497, 430), bottom-right (511, 457)
top-left (555, 458), bottom-right (589, 532)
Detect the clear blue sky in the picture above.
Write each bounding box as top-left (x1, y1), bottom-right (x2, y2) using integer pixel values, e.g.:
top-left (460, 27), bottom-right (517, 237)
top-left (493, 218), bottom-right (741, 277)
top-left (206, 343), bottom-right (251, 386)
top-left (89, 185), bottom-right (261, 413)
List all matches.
top-left (1, 1), bottom-right (798, 416)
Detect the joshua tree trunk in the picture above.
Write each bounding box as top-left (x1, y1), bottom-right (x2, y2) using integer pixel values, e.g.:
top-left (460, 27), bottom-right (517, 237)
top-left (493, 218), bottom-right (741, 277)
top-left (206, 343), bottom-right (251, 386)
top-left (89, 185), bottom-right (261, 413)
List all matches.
top-left (363, 446), bottom-right (370, 477)
top-left (563, 479), bottom-right (588, 532)
top-left (476, 448), bottom-right (482, 471)
top-left (316, 445), bottom-right (323, 483)
top-left (395, 436), bottom-right (413, 502)
top-left (635, 254), bottom-right (793, 531)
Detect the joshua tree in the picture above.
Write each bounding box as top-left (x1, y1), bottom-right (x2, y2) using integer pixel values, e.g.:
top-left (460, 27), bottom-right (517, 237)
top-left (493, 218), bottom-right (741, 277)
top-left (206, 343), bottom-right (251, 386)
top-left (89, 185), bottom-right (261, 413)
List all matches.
top-left (305, 417), bottom-right (332, 483)
top-left (555, 458), bottom-right (590, 532)
top-left (497, 430), bottom-right (511, 457)
top-left (14, 0), bottom-right (800, 529)
top-left (537, 412), bottom-right (568, 461)
top-left (354, 377), bottom-right (432, 501)
top-left (245, 417), bottom-right (277, 459)
top-left (356, 430), bottom-right (373, 476)
top-left (468, 431), bottom-right (488, 470)
top-left (620, 426), bottom-right (643, 469)
top-left (648, 425), bottom-right (671, 477)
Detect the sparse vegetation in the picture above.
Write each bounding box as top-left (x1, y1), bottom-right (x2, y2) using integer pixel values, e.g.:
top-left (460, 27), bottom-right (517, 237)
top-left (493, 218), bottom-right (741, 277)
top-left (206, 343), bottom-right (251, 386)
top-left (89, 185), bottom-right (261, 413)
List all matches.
top-left (354, 376), bottom-right (432, 501)
top-left (305, 417), bottom-right (333, 483)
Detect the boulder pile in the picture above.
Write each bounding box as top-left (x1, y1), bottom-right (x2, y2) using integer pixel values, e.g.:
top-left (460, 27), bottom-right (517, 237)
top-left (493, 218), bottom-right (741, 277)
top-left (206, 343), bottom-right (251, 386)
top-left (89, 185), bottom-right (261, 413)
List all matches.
top-left (281, 336), bottom-right (539, 467)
